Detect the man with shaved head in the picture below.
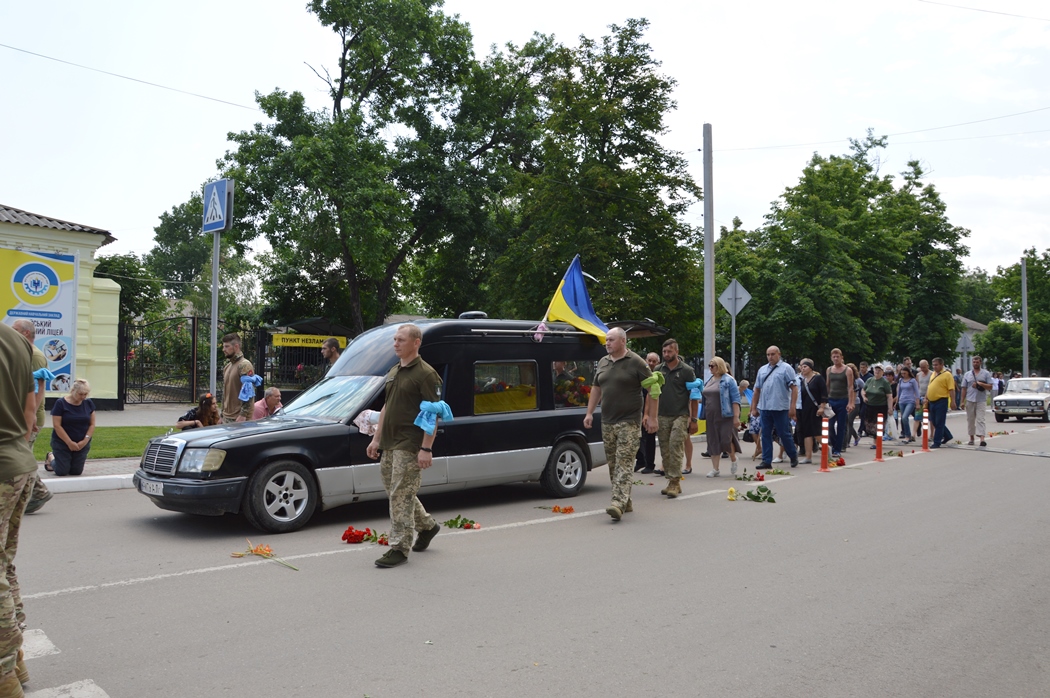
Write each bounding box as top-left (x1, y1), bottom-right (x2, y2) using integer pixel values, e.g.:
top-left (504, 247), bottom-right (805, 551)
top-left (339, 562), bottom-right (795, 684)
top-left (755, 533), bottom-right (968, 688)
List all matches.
top-left (751, 345), bottom-right (799, 469)
top-left (584, 327), bottom-right (658, 521)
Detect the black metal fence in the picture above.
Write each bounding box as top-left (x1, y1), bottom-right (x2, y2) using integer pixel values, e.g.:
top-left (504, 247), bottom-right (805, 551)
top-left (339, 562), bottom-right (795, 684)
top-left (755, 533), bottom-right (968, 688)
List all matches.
top-left (120, 317), bottom-right (337, 404)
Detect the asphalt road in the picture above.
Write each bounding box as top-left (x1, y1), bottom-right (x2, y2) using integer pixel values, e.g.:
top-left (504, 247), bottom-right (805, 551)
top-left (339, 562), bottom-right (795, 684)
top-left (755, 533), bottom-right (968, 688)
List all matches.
top-left (15, 423), bottom-right (1050, 697)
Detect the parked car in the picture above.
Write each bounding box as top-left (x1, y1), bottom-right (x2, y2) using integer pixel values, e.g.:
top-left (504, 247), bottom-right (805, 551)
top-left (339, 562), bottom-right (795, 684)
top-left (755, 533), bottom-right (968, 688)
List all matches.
top-left (134, 317), bottom-right (633, 532)
top-left (992, 378), bottom-right (1050, 422)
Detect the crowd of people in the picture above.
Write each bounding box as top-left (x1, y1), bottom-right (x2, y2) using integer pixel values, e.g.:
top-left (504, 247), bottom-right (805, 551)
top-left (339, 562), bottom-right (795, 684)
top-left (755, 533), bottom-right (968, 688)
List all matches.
top-left (582, 336), bottom-right (1017, 521)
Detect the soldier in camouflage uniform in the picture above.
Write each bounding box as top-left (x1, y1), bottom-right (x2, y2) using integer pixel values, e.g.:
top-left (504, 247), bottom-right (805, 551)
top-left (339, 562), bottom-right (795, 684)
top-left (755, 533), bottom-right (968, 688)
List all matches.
top-left (11, 320), bottom-right (51, 514)
top-left (0, 322), bottom-right (40, 695)
top-left (366, 324), bottom-right (442, 568)
top-left (656, 339), bottom-right (698, 498)
top-left (585, 327), bottom-right (658, 521)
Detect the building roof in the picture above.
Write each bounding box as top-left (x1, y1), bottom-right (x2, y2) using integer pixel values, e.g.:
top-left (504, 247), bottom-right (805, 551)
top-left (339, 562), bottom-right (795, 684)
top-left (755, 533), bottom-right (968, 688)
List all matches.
top-left (953, 314), bottom-right (988, 332)
top-left (0, 204), bottom-right (115, 246)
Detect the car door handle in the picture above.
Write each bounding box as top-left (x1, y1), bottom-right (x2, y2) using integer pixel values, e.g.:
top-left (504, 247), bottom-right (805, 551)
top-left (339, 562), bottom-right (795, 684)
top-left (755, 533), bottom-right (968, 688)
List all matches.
top-left (437, 428), bottom-right (445, 434)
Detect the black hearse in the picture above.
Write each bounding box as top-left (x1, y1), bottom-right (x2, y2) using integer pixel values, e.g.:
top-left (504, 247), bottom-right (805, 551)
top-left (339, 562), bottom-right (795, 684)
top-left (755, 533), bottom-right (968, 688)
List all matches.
top-left (134, 317), bottom-right (627, 532)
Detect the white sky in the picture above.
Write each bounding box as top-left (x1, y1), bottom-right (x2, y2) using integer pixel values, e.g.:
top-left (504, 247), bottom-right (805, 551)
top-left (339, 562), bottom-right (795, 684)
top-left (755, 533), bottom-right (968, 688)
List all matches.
top-left (1, 0), bottom-right (1047, 275)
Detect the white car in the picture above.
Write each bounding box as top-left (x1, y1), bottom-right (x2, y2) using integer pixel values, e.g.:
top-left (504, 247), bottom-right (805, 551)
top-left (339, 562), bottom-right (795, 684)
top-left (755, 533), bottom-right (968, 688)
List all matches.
top-left (992, 378), bottom-right (1050, 423)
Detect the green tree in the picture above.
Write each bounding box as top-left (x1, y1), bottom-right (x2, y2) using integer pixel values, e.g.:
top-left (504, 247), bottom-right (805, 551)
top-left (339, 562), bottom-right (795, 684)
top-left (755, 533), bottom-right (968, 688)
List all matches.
top-left (993, 249), bottom-right (1050, 372)
top-left (956, 268), bottom-right (1000, 326)
top-left (223, 0), bottom-right (540, 336)
top-left (725, 134), bottom-right (904, 370)
top-left (487, 19), bottom-right (704, 348)
top-left (885, 161), bottom-right (968, 363)
top-left (93, 253), bottom-right (165, 324)
top-left (145, 190), bottom-right (251, 299)
top-left (974, 320), bottom-right (1038, 374)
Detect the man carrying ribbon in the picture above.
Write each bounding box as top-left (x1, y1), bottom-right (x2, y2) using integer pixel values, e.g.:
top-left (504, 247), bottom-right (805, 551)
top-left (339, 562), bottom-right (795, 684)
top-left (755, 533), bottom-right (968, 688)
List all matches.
top-left (367, 324), bottom-right (444, 567)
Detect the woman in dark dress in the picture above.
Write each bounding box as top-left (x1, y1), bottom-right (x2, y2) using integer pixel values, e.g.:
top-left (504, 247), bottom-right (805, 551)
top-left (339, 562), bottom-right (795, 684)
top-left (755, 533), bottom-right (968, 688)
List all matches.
top-left (49, 379), bottom-right (95, 476)
top-left (797, 358), bottom-right (827, 465)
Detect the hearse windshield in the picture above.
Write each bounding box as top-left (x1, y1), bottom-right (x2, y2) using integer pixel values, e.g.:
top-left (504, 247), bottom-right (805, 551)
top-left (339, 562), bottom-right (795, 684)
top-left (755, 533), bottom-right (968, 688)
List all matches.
top-left (281, 376), bottom-right (385, 422)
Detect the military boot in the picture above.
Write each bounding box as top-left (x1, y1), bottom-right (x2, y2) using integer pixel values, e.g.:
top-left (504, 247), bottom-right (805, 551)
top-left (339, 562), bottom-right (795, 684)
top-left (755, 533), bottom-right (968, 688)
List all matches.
top-left (0, 671), bottom-right (23, 698)
top-left (666, 478), bottom-right (682, 498)
top-left (660, 479), bottom-right (672, 495)
top-left (624, 498), bottom-right (633, 513)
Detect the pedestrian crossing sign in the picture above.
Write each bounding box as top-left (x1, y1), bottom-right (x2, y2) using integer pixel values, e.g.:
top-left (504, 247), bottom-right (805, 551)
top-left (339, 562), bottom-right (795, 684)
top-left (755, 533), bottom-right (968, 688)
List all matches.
top-left (201, 179), bottom-right (234, 233)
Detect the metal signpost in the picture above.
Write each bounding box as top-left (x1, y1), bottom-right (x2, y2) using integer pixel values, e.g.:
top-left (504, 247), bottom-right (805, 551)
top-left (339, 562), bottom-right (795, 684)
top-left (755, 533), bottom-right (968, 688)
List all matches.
top-left (718, 278), bottom-right (751, 377)
top-left (202, 179), bottom-right (234, 396)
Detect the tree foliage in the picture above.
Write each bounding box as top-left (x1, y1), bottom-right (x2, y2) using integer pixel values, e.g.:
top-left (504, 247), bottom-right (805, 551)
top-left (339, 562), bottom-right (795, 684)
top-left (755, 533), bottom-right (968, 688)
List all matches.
top-left (717, 136), bottom-right (968, 374)
top-left (956, 268), bottom-right (999, 326)
top-left (974, 320), bottom-right (1038, 374)
top-left (993, 248), bottom-right (1050, 371)
top-left (483, 19), bottom-right (704, 349)
top-left (93, 253), bottom-right (165, 324)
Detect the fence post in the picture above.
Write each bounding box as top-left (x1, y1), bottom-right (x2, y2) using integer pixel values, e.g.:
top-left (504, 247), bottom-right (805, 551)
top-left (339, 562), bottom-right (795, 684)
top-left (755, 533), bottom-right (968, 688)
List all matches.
top-left (190, 316), bottom-right (199, 403)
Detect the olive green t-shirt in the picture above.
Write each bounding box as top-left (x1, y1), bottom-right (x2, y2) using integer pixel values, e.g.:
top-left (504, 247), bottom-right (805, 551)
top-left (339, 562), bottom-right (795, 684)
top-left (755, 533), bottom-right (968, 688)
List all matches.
top-left (594, 350), bottom-right (652, 425)
top-left (31, 346), bottom-right (47, 427)
top-left (378, 355), bottom-right (442, 452)
top-left (657, 360), bottom-right (696, 417)
top-left (0, 324), bottom-right (39, 479)
top-left (864, 377), bottom-right (892, 406)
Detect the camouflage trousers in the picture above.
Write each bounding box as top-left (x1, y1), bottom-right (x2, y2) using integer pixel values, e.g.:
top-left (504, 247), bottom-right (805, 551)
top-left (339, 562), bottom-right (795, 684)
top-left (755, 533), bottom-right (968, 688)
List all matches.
top-left (27, 430), bottom-right (50, 501)
top-left (603, 421), bottom-right (641, 509)
top-left (381, 450), bottom-right (437, 555)
top-left (658, 415), bottom-right (688, 480)
top-left (0, 473), bottom-right (31, 675)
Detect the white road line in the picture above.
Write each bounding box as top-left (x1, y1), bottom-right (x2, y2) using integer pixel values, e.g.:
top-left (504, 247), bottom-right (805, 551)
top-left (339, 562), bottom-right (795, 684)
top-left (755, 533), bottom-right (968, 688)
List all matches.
top-left (18, 436), bottom-right (1028, 602)
top-left (22, 629), bottom-right (59, 659)
top-left (26, 680), bottom-right (110, 698)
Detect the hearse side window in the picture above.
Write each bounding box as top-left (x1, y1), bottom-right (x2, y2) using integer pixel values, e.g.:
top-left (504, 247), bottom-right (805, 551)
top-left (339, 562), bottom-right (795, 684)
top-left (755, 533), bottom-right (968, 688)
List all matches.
top-left (553, 360), bottom-right (597, 409)
top-left (474, 362), bottom-right (538, 414)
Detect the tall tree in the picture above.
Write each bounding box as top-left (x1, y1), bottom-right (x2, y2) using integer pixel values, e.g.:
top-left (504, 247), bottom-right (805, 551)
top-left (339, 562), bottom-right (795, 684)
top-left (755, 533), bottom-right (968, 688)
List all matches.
top-left (145, 190), bottom-right (251, 299)
top-left (487, 19), bottom-right (704, 347)
top-left (93, 253), bottom-right (165, 324)
top-left (956, 268), bottom-right (1000, 326)
top-left (725, 134), bottom-right (904, 369)
top-left (993, 248), bottom-right (1050, 370)
top-left (885, 161), bottom-right (968, 362)
top-left (222, 0), bottom-right (541, 336)
top-left (974, 320), bottom-right (1038, 374)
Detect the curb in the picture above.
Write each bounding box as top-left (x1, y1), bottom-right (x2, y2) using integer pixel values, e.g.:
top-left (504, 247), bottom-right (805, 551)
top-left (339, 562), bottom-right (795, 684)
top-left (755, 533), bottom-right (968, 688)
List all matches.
top-left (46, 474), bottom-right (136, 494)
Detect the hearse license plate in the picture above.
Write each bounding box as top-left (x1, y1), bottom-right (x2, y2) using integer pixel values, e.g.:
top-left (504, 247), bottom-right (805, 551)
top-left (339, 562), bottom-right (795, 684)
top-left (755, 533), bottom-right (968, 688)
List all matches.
top-left (140, 480), bottom-right (163, 496)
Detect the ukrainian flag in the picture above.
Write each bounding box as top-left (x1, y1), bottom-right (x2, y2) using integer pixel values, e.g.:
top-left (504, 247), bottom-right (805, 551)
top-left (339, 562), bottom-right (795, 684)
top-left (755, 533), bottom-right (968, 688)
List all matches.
top-left (544, 255), bottom-right (609, 344)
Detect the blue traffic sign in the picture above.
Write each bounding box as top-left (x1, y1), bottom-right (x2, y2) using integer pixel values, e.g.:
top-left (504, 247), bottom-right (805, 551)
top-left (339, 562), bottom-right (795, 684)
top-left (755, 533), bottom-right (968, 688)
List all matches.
top-left (202, 179), bottom-right (233, 233)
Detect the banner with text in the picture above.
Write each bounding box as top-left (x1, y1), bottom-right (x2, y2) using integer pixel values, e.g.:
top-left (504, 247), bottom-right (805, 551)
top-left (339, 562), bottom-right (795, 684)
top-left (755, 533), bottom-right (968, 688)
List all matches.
top-left (1, 248), bottom-right (78, 392)
top-left (272, 334), bottom-right (347, 348)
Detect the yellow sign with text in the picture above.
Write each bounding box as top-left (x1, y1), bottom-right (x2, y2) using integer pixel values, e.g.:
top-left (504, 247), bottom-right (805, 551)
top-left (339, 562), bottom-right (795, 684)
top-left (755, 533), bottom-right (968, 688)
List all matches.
top-left (271, 334), bottom-right (347, 348)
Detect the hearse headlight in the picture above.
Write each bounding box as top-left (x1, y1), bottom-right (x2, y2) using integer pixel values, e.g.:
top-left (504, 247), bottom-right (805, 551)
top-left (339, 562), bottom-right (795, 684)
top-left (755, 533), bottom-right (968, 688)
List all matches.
top-left (178, 448), bottom-right (226, 473)
top-left (1031, 400), bottom-right (1041, 407)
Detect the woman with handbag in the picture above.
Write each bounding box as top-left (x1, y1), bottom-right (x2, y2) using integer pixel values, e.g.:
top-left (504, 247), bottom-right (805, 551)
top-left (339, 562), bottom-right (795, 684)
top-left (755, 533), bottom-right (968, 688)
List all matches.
top-left (796, 359), bottom-right (827, 464)
top-left (896, 367), bottom-right (920, 443)
top-left (702, 357), bottom-right (742, 477)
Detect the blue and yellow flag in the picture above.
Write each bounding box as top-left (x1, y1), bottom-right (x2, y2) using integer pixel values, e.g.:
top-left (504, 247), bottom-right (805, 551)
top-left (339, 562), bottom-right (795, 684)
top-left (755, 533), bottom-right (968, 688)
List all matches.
top-left (543, 255), bottom-right (609, 344)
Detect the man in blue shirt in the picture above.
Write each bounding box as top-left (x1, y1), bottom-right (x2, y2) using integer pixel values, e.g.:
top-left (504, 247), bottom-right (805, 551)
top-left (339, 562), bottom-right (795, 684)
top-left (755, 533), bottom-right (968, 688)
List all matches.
top-left (751, 345), bottom-right (799, 469)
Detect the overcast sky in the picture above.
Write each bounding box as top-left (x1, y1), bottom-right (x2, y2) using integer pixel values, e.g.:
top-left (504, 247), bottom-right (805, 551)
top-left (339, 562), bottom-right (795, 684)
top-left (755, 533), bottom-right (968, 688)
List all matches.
top-left (2, 0), bottom-right (1047, 276)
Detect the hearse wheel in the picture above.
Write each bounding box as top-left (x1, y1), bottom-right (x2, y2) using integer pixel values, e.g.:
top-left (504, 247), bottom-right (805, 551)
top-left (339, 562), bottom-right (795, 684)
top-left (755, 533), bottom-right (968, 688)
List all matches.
top-left (243, 460), bottom-right (318, 533)
top-left (541, 441), bottom-right (587, 498)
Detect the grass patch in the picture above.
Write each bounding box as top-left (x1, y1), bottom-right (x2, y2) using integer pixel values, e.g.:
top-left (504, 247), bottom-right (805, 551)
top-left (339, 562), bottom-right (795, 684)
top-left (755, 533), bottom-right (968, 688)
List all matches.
top-left (33, 427), bottom-right (170, 460)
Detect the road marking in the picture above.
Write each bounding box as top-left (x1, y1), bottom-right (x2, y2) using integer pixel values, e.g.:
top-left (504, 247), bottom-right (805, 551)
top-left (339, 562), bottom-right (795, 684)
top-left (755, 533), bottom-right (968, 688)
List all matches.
top-left (22, 629), bottom-right (59, 659)
top-left (26, 680), bottom-right (110, 698)
top-left (20, 432), bottom-right (1041, 602)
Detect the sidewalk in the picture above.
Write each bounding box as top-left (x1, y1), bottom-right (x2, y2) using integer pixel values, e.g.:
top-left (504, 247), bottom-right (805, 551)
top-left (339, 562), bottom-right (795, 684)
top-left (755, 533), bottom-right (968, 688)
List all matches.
top-left (40, 403), bottom-right (188, 494)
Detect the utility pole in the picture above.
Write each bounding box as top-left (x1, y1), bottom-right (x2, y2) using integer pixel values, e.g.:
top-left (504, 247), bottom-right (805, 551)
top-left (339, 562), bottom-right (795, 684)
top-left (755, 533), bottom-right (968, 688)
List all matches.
top-left (703, 124), bottom-right (715, 377)
top-left (1022, 257), bottom-right (1030, 376)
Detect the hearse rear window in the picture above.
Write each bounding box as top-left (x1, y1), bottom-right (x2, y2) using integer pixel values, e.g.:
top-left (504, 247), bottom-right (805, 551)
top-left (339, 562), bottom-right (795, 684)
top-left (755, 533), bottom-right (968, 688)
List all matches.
top-left (474, 362), bottom-right (537, 414)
